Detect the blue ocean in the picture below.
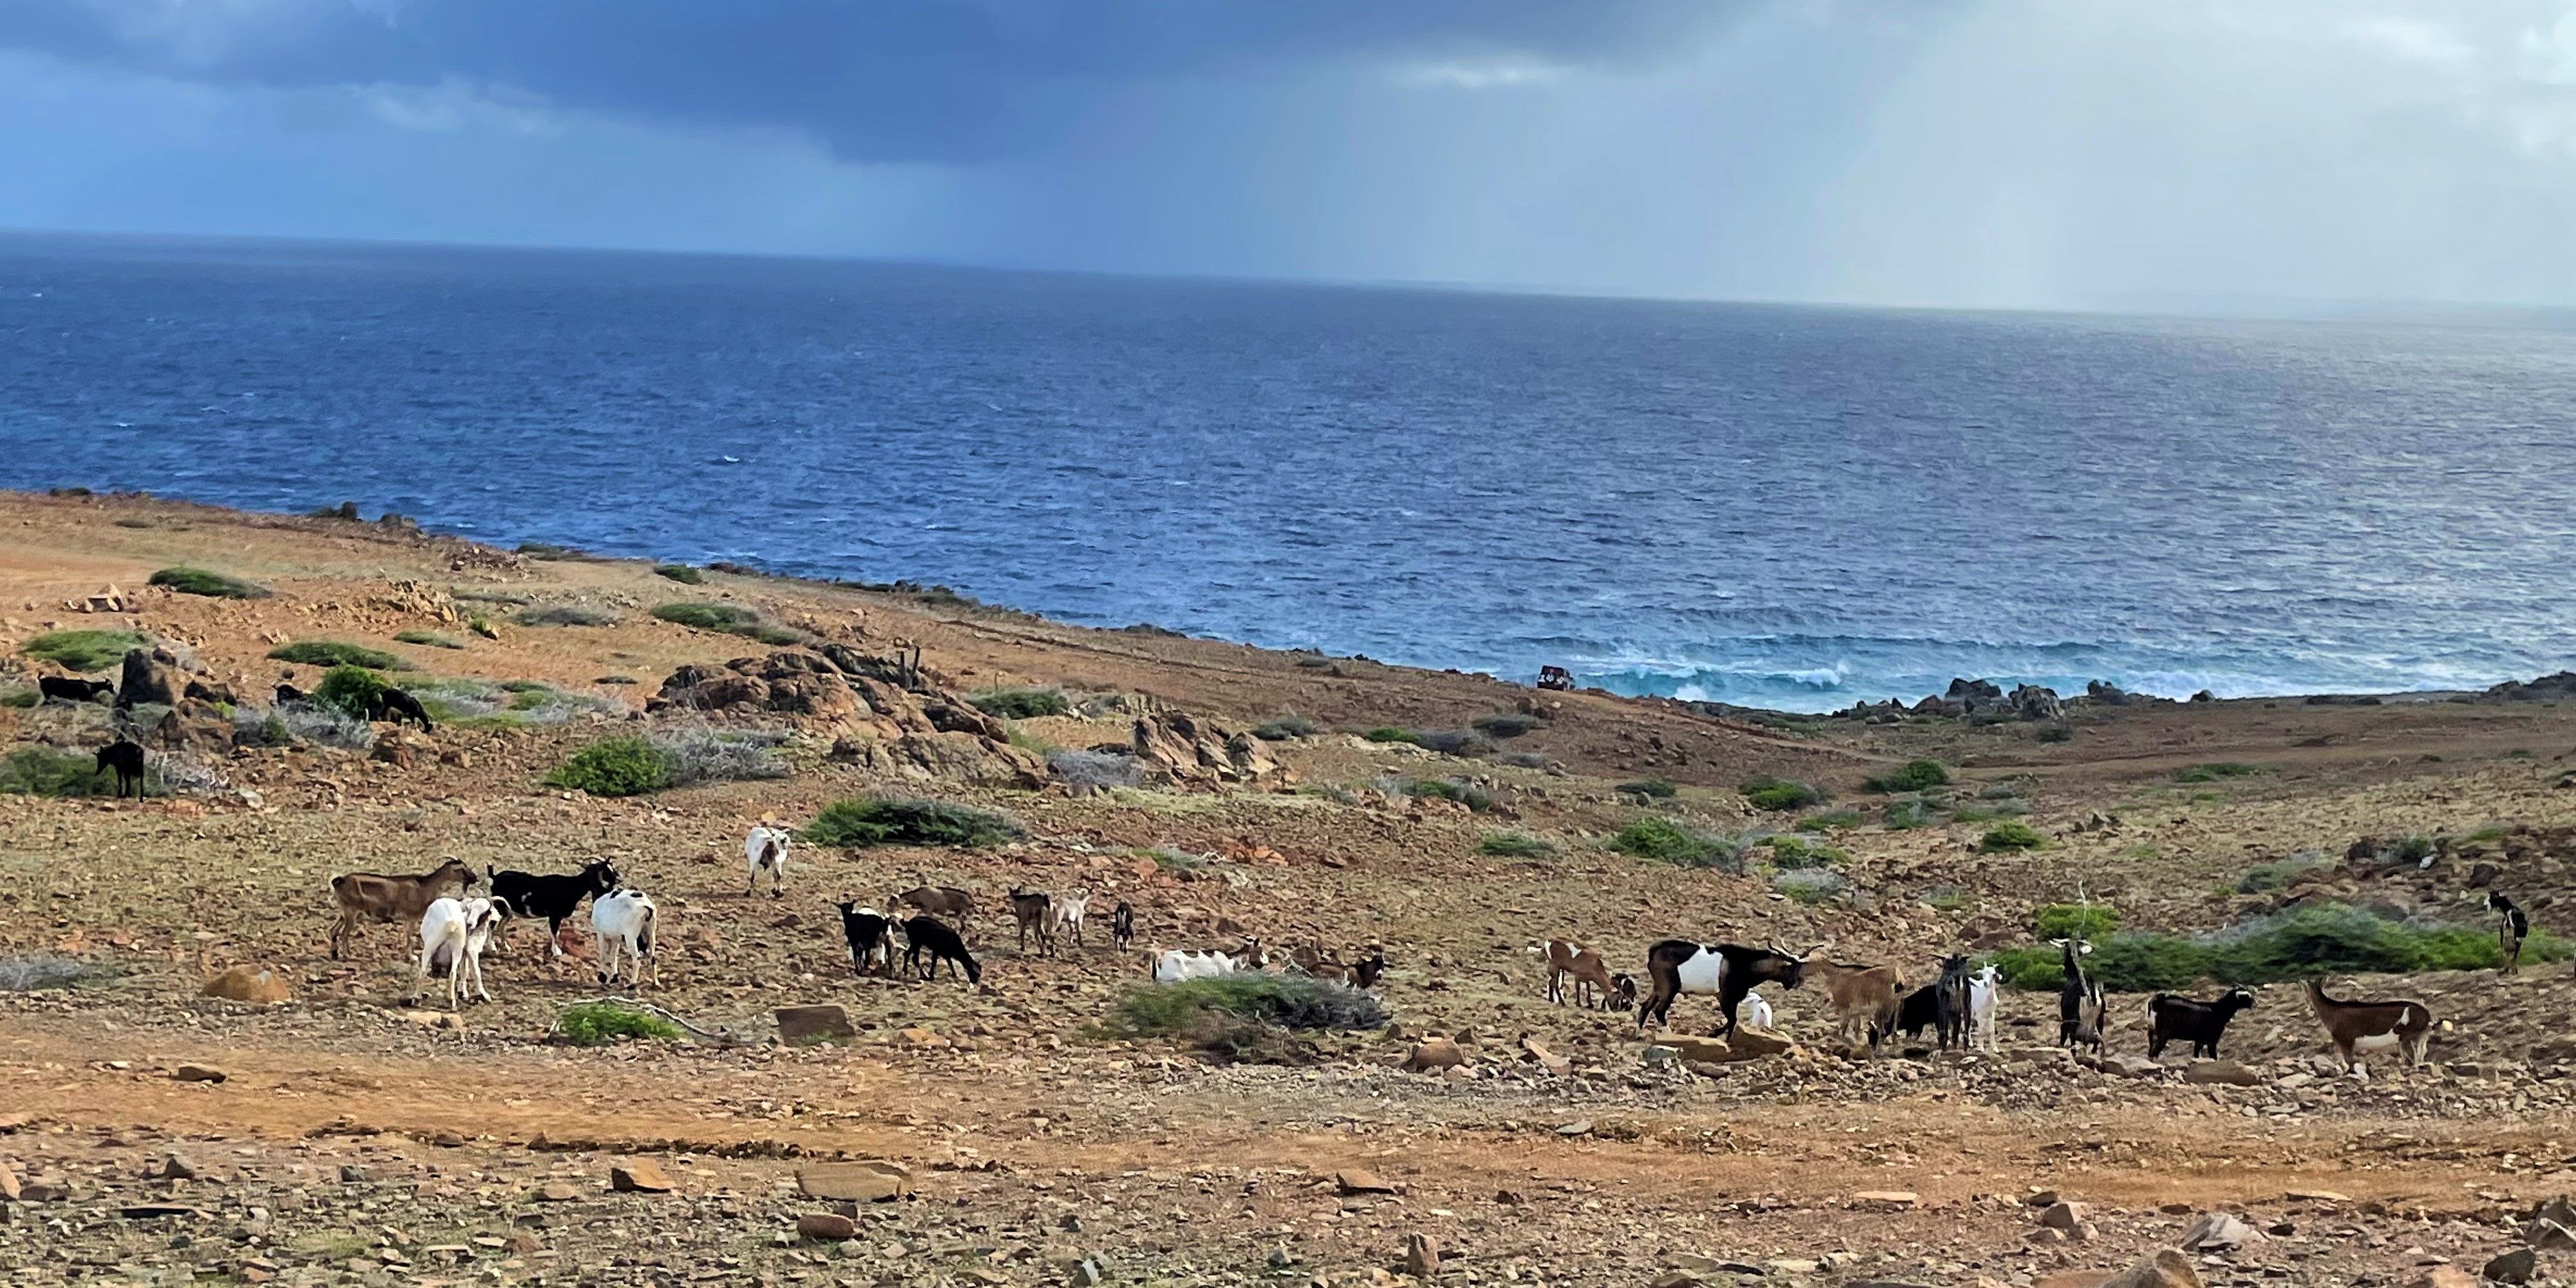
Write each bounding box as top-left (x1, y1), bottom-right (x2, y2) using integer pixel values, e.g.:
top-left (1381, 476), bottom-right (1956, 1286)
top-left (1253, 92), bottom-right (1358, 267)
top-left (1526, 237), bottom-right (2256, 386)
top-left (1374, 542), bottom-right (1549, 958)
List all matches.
top-left (3, 233), bottom-right (2572, 711)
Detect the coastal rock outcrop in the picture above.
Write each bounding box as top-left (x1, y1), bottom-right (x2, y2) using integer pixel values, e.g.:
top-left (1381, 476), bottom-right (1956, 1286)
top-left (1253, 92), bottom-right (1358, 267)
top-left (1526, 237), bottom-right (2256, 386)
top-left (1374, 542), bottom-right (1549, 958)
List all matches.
top-left (655, 647), bottom-right (1043, 787)
top-left (1131, 711), bottom-right (1293, 790)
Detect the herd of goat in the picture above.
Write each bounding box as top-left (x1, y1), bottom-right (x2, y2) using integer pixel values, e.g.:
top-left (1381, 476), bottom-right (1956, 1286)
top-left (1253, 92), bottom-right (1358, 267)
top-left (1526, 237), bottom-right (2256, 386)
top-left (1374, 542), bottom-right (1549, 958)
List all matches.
top-left (326, 823), bottom-right (2462, 1075)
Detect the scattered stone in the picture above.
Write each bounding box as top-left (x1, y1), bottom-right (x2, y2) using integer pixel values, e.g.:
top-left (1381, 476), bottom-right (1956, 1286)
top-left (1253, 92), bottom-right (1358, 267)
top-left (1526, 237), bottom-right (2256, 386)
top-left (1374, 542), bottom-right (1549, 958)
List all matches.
top-left (2040, 1201), bottom-right (2091, 1231)
top-left (1650, 1274), bottom-right (1707, 1288)
top-left (158, 1153), bottom-right (201, 1181)
top-left (1555, 1119), bottom-right (1593, 1137)
top-left (796, 1213), bottom-right (858, 1242)
top-left (1404, 1233), bottom-right (1441, 1278)
top-left (2104, 1055), bottom-right (2162, 1078)
top-left (1067, 1257), bottom-right (1104, 1287)
top-left (898, 1027), bottom-right (948, 1048)
top-left (1522, 1037), bottom-right (1571, 1076)
top-left (536, 1182), bottom-right (579, 1202)
top-left (2529, 1219), bottom-right (2576, 1251)
top-left (775, 1004), bottom-right (855, 1044)
top-left (200, 966), bottom-right (291, 1005)
top-left (338, 1165), bottom-right (368, 1184)
top-left (797, 1160), bottom-right (912, 1203)
top-left (609, 1160), bottom-right (672, 1194)
top-left (2180, 1212), bottom-right (2259, 1252)
top-left (2484, 1248), bottom-right (2538, 1285)
top-left (2098, 1248), bottom-right (2205, 1288)
top-left (502, 1232), bottom-right (543, 1256)
top-left (2405, 1268), bottom-right (2475, 1288)
top-left (2285, 1189), bottom-right (2352, 1203)
top-left (2184, 1060), bottom-right (2263, 1087)
top-left (170, 1064), bottom-right (228, 1084)
top-left (1336, 1170), bottom-right (1395, 1196)
top-left (0, 1161), bottom-right (17, 1202)
top-left (1850, 1191), bottom-right (1918, 1211)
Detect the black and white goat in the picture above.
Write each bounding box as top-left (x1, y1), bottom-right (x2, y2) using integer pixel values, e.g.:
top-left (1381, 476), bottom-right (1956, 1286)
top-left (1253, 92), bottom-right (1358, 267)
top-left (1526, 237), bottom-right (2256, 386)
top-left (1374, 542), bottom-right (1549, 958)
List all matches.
top-left (486, 860), bottom-right (618, 958)
top-left (1636, 939), bottom-right (1813, 1034)
top-left (2305, 978), bottom-right (2431, 1077)
top-left (2053, 937), bottom-right (2106, 1052)
top-left (903, 915), bottom-right (981, 984)
top-left (745, 823), bottom-right (791, 898)
top-left (2144, 987), bottom-right (2255, 1059)
top-left (1110, 902), bottom-right (1135, 951)
top-left (2489, 891), bottom-right (2530, 975)
top-left (836, 901), bottom-right (896, 977)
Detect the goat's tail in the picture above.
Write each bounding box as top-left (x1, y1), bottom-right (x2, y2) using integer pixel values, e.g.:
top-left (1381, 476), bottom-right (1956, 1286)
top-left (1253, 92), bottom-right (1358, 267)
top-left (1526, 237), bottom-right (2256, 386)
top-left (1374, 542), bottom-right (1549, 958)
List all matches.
top-left (638, 905), bottom-right (658, 956)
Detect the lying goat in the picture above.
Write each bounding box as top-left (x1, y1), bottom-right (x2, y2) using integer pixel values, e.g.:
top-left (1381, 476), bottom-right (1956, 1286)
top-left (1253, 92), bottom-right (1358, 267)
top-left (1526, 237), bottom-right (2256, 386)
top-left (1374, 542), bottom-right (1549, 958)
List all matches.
top-left (2145, 987), bottom-right (2255, 1059)
top-left (486, 860), bottom-right (618, 958)
top-left (331, 857), bottom-right (475, 959)
top-left (2306, 978), bottom-right (2432, 1077)
top-left (1152, 948), bottom-right (1245, 983)
top-left (416, 895), bottom-right (511, 1009)
top-left (744, 823), bottom-right (791, 899)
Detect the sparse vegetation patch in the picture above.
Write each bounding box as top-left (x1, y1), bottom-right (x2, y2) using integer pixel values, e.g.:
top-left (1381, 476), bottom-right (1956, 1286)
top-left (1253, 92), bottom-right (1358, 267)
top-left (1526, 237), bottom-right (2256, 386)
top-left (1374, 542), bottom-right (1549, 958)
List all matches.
top-left (269, 641), bottom-right (407, 670)
top-left (556, 1002), bottom-right (682, 1045)
top-left (21, 629), bottom-right (145, 672)
top-left (148, 566), bottom-right (269, 599)
top-left (801, 797), bottom-right (1026, 848)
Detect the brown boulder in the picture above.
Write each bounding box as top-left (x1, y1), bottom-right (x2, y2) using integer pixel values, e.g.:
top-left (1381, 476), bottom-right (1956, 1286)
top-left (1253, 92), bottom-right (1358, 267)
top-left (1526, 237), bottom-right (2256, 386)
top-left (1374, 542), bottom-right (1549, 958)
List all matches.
top-left (797, 1212), bottom-right (858, 1241)
top-left (201, 966), bottom-right (290, 1005)
top-left (609, 1160), bottom-right (673, 1193)
top-left (150, 698), bottom-right (236, 752)
top-left (1335, 1169), bottom-right (1395, 1196)
top-left (775, 1004), bottom-right (855, 1045)
top-left (798, 1160), bottom-right (911, 1203)
top-left (766, 674), bottom-right (862, 722)
top-left (2099, 1250), bottom-right (2204, 1288)
top-left (1404, 1234), bottom-right (1440, 1277)
top-left (115, 648), bottom-right (185, 709)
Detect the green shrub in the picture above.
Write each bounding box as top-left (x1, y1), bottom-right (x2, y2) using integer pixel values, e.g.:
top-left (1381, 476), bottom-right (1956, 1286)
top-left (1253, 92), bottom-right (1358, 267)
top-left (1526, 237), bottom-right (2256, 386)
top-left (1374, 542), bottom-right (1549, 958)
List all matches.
top-left (2238, 856), bottom-right (2326, 894)
top-left (1762, 834), bottom-right (1847, 870)
top-left (1992, 904), bottom-right (2570, 991)
top-left (1253, 714), bottom-right (1317, 741)
top-left (544, 737), bottom-right (674, 797)
top-left (1363, 727), bottom-right (1421, 745)
top-left (0, 747), bottom-right (132, 797)
top-left (1110, 973), bottom-right (1386, 1037)
top-left (1477, 830), bottom-right (1557, 859)
top-left (516, 604), bottom-right (621, 628)
top-left (1471, 713), bottom-right (1541, 739)
top-left (2175, 761), bottom-right (2263, 784)
top-left (1882, 798), bottom-right (1938, 830)
top-left (393, 630), bottom-right (464, 650)
top-left (21, 629), bottom-right (145, 673)
top-left (556, 1002), bottom-right (682, 1046)
top-left (1795, 809), bottom-right (1862, 833)
top-left (647, 600), bottom-right (798, 643)
top-left (1616, 779), bottom-right (1679, 800)
top-left (2034, 904), bottom-right (2121, 940)
top-left (1862, 759), bottom-right (1950, 793)
top-left (802, 797), bottom-right (1025, 848)
top-left (311, 666), bottom-right (394, 720)
top-left (1741, 775), bottom-right (1823, 812)
top-left (268, 640), bottom-right (406, 670)
top-left (0, 687), bottom-right (33, 709)
top-left (1609, 817), bottom-right (1743, 870)
top-left (653, 564), bottom-right (705, 584)
top-left (1142, 846), bottom-right (1210, 876)
top-left (968, 688), bottom-right (1070, 720)
top-left (1981, 821), bottom-right (2046, 852)
top-left (147, 566), bottom-right (269, 599)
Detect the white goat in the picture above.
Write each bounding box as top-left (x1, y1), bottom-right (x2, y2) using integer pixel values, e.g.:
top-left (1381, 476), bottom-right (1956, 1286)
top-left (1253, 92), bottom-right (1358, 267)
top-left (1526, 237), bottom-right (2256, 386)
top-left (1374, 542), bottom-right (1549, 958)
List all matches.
top-left (1741, 989), bottom-right (1775, 1030)
top-left (1053, 892), bottom-right (1092, 949)
top-left (1967, 963), bottom-right (2002, 1052)
top-left (744, 823), bottom-right (790, 898)
top-left (591, 888), bottom-right (659, 987)
top-left (1151, 948), bottom-right (1240, 983)
top-left (416, 895), bottom-right (511, 1010)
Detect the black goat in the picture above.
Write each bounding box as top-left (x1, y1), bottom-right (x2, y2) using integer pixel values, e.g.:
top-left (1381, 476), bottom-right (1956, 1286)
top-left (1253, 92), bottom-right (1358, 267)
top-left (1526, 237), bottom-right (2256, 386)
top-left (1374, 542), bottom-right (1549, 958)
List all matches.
top-left (1110, 902), bottom-right (1135, 951)
top-left (2055, 937), bottom-right (2104, 1051)
top-left (1347, 946), bottom-right (1388, 991)
top-left (40, 676), bottom-right (113, 704)
top-left (1894, 983), bottom-right (1942, 1042)
top-left (486, 860), bottom-right (618, 957)
top-left (903, 915), bottom-right (981, 984)
top-left (95, 739), bottom-right (145, 798)
top-left (836, 901), bottom-right (896, 977)
top-left (2490, 891), bottom-right (2530, 975)
top-left (1637, 939), bottom-right (1812, 1034)
top-left (368, 688), bottom-right (434, 731)
top-left (275, 682), bottom-right (308, 705)
top-left (2144, 987), bottom-right (2255, 1059)
top-left (1932, 953), bottom-right (1973, 1049)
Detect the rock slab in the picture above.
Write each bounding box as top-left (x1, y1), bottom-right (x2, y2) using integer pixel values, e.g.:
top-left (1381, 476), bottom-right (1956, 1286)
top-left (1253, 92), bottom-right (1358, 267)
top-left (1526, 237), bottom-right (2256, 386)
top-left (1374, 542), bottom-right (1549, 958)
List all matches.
top-left (774, 1005), bottom-right (855, 1044)
top-left (201, 966), bottom-right (291, 1005)
top-left (798, 1160), bottom-right (911, 1203)
top-left (609, 1160), bottom-right (672, 1193)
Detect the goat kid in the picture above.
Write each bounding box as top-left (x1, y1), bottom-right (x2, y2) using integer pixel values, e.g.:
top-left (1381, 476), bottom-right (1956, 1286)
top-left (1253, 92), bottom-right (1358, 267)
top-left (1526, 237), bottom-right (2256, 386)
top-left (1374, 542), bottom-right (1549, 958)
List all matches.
top-left (416, 895), bottom-right (511, 1009)
top-left (835, 901), bottom-right (896, 977)
top-left (486, 860), bottom-right (618, 959)
top-left (1966, 963), bottom-right (2002, 1053)
top-left (590, 889), bottom-right (659, 988)
top-left (902, 915), bottom-right (981, 984)
top-left (1810, 960), bottom-right (1906, 1052)
top-left (744, 823), bottom-right (791, 898)
top-left (1053, 892), bottom-right (1090, 948)
top-left (2306, 978), bottom-right (2432, 1078)
top-left (1740, 989), bottom-right (1775, 1030)
top-left (1543, 939), bottom-right (1618, 1010)
top-left (330, 858), bottom-right (475, 959)
top-left (2145, 987), bottom-right (2255, 1059)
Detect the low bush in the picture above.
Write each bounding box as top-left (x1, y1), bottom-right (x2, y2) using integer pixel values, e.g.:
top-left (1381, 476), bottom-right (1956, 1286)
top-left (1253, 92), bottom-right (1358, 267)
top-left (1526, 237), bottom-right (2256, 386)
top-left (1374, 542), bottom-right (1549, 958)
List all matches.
top-left (0, 686), bottom-right (35, 709)
top-left (1143, 846), bottom-right (1210, 876)
top-left (0, 954), bottom-right (110, 991)
top-left (968, 688), bottom-right (1070, 720)
top-left (1981, 820), bottom-right (2046, 852)
top-left (545, 737), bottom-right (673, 797)
top-left (393, 630), bottom-right (464, 650)
top-left (1761, 834), bottom-right (1847, 870)
top-left (1477, 830), bottom-right (1558, 859)
top-left (147, 566), bottom-right (270, 599)
top-left (2176, 761), bottom-right (2263, 784)
top-left (1773, 868), bottom-right (1849, 905)
top-left (1363, 727), bottom-right (1420, 745)
top-left (556, 1002), bottom-right (682, 1045)
top-left (1881, 799), bottom-right (1939, 830)
top-left (1741, 775), bottom-right (1823, 812)
top-left (803, 797), bottom-right (1026, 848)
top-left (1609, 817), bottom-right (1744, 870)
top-left (1498, 751), bottom-right (1560, 772)
top-left (232, 702), bottom-right (376, 750)
top-left (1992, 904), bottom-right (2572, 991)
top-left (1403, 778), bottom-right (1495, 811)
top-left (1252, 714), bottom-right (1316, 741)
top-left (1862, 759), bottom-right (1950, 793)
top-left (653, 564), bottom-right (705, 584)
top-left (1048, 748), bottom-right (1142, 793)
top-left (313, 665), bottom-right (394, 720)
top-left (269, 640), bottom-right (406, 670)
top-left (1108, 973), bottom-right (1387, 1058)
top-left (0, 747), bottom-right (136, 797)
top-left (1616, 779), bottom-right (1679, 800)
top-left (21, 629), bottom-right (145, 672)
top-left (658, 729), bottom-right (789, 786)
top-left (1795, 809), bottom-right (1863, 832)
top-left (2034, 904), bottom-right (2121, 940)
top-left (1471, 713), bottom-right (1541, 739)
top-left (646, 600), bottom-right (798, 644)
top-left (1413, 729), bottom-right (1493, 757)
top-left (2238, 855), bottom-right (2327, 894)
top-left (516, 604), bottom-right (621, 628)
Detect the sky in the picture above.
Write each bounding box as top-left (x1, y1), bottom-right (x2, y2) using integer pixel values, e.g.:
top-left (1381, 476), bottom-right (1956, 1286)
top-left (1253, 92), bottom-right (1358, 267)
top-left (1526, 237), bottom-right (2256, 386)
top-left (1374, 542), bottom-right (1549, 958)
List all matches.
top-left (4, 0), bottom-right (2576, 310)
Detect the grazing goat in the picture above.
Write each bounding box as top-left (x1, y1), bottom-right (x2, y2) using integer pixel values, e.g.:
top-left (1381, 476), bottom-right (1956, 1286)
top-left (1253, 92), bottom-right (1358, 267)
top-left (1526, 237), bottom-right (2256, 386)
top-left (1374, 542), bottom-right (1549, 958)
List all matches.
top-left (275, 682), bottom-right (308, 705)
top-left (416, 895), bottom-right (511, 1009)
top-left (1152, 948), bottom-right (1243, 982)
top-left (1740, 989), bottom-right (1774, 1030)
top-left (836, 901), bottom-right (896, 977)
top-left (894, 884), bottom-right (976, 930)
top-left (368, 687), bottom-right (434, 731)
top-left (486, 860), bottom-right (618, 958)
top-left (744, 823), bottom-right (790, 898)
top-left (2145, 987), bottom-right (2255, 1059)
top-left (590, 889), bottom-right (659, 987)
top-left (1111, 902), bottom-right (1135, 950)
top-left (1053, 892), bottom-right (1091, 948)
top-left (95, 739), bottom-right (145, 798)
top-left (329, 857), bottom-right (475, 959)
top-left (2305, 978), bottom-right (2432, 1077)
top-left (1543, 939), bottom-right (1617, 1009)
top-left (1966, 963), bottom-right (2001, 1052)
top-left (1810, 961), bottom-right (1906, 1051)
top-left (2053, 938), bottom-right (2105, 1052)
top-left (1637, 939), bottom-right (1813, 1034)
top-left (2490, 891), bottom-right (2529, 975)
top-left (40, 676), bottom-right (113, 704)
top-left (1009, 889), bottom-right (1055, 956)
top-left (903, 915), bottom-right (981, 984)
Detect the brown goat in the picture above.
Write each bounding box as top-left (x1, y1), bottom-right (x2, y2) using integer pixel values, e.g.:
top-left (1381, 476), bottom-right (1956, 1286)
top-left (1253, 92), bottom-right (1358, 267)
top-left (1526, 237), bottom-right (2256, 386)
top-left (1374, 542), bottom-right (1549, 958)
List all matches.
top-left (2306, 978), bottom-right (2433, 1077)
top-left (894, 884), bottom-right (976, 930)
top-left (329, 857), bottom-right (474, 959)
top-left (1808, 960), bottom-right (1905, 1051)
top-left (1544, 939), bottom-right (1617, 1009)
top-left (1008, 888), bottom-right (1054, 957)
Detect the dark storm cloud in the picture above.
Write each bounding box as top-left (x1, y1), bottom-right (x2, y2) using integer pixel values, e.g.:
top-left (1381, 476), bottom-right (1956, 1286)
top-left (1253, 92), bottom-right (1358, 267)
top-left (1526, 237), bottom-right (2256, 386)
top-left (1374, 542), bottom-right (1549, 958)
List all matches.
top-left (0, 0), bottom-right (1751, 160)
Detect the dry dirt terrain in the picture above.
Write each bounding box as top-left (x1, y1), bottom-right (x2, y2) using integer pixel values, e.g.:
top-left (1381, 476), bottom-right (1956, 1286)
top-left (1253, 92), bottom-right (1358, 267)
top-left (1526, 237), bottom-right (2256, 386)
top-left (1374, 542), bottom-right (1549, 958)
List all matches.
top-left (3, 491), bottom-right (2576, 1288)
